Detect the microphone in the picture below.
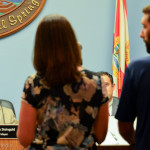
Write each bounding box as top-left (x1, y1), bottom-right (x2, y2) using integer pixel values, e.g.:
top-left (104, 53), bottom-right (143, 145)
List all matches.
top-left (0, 102), bottom-right (5, 124)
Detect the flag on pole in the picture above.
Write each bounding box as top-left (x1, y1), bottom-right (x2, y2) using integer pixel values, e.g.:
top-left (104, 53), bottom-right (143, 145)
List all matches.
top-left (112, 0), bottom-right (130, 98)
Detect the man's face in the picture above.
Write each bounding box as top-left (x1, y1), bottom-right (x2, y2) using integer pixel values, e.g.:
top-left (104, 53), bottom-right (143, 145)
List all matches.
top-left (101, 75), bottom-right (114, 101)
top-left (140, 13), bottom-right (150, 53)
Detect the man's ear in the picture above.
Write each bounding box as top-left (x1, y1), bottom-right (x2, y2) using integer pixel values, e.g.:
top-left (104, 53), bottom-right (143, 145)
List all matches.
top-left (113, 83), bottom-right (115, 91)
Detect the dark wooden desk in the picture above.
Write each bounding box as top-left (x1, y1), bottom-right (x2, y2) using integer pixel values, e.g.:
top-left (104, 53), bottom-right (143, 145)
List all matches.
top-left (98, 145), bottom-right (135, 150)
top-left (0, 139), bottom-right (23, 150)
top-left (0, 140), bottom-right (136, 150)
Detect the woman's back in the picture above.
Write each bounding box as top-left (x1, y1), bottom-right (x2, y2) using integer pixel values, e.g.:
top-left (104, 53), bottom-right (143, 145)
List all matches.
top-left (17, 14), bottom-right (109, 150)
top-left (21, 69), bottom-right (107, 150)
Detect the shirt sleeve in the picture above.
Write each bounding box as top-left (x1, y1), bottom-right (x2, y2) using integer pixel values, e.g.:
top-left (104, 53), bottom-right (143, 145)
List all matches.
top-left (9, 109), bottom-right (18, 125)
top-left (115, 67), bottom-right (136, 122)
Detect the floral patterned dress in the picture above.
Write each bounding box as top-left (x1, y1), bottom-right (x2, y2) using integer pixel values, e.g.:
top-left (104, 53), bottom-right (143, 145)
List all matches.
top-left (22, 69), bottom-right (108, 150)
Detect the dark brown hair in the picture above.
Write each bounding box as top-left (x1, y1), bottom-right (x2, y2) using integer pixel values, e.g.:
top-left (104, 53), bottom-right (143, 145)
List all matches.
top-left (143, 5), bottom-right (150, 22)
top-left (33, 14), bottom-right (82, 87)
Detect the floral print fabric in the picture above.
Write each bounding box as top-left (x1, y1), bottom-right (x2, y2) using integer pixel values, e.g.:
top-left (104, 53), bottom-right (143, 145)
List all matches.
top-left (22, 70), bottom-right (108, 150)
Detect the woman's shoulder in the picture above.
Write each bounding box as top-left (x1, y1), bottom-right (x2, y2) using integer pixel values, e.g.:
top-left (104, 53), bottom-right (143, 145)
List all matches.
top-left (81, 69), bottom-right (99, 79)
top-left (81, 69), bottom-right (101, 86)
top-left (81, 69), bottom-right (109, 105)
top-left (25, 74), bottom-right (41, 84)
top-left (25, 74), bottom-right (37, 80)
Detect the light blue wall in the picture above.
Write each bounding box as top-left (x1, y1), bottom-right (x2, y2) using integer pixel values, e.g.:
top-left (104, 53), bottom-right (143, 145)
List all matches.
top-left (127, 1), bottom-right (150, 60)
top-left (0, 0), bottom-right (150, 119)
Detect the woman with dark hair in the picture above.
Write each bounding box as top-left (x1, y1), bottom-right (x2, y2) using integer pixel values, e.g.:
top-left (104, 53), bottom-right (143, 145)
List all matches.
top-left (17, 14), bottom-right (109, 150)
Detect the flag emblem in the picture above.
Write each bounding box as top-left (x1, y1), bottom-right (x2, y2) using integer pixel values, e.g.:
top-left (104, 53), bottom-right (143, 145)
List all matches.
top-left (112, 0), bottom-right (130, 98)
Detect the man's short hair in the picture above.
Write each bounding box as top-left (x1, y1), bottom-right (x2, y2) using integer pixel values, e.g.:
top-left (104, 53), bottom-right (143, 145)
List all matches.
top-left (97, 71), bottom-right (113, 85)
top-left (143, 5), bottom-right (150, 22)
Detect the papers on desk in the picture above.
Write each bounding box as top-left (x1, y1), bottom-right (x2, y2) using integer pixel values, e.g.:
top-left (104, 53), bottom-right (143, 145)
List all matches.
top-left (101, 116), bottom-right (129, 145)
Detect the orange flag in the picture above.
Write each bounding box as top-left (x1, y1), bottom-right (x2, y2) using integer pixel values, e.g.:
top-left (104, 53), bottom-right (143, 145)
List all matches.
top-left (112, 0), bottom-right (130, 98)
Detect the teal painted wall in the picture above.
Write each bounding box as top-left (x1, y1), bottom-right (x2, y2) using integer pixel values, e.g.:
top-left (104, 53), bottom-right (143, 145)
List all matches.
top-left (0, 0), bottom-right (150, 119)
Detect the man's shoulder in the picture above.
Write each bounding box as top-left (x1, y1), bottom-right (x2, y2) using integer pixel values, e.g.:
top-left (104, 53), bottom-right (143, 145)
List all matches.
top-left (112, 97), bottom-right (119, 116)
top-left (3, 107), bottom-right (14, 115)
top-left (2, 107), bottom-right (18, 124)
top-left (129, 56), bottom-right (150, 68)
top-left (112, 97), bottom-right (119, 106)
top-left (125, 56), bottom-right (150, 76)
top-left (3, 107), bottom-right (12, 111)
